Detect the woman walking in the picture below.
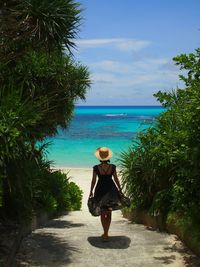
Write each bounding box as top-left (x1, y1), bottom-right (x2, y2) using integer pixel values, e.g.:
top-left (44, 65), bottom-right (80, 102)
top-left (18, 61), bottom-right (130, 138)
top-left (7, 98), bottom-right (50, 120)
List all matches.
top-left (88, 147), bottom-right (123, 241)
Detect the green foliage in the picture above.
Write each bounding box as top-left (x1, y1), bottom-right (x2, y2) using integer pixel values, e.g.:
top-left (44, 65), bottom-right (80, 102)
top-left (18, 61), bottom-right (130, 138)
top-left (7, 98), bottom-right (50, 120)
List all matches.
top-left (120, 48), bottom-right (200, 224)
top-left (0, 88), bottom-right (44, 161)
top-left (1, 152), bottom-right (83, 222)
top-left (0, 0), bottom-right (82, 59)
top-left (1, 0), bottom-right (90, 140)
top-left (32, 169), bottom-right (83, 215)
top-left (0, 52), bottom-right (90, 140)
top-left (17, 0), bottom-right (82, 51)
top-left (0, 0), bottom-right (88, 222)
top-left (67, 181), bottom-right (83, 210)
top-left (0, 174), bottom-right (2, 208)
top-left (37, 170), bottom-right (83, 213)
top-left (167, 211), bottom-right (200, 248)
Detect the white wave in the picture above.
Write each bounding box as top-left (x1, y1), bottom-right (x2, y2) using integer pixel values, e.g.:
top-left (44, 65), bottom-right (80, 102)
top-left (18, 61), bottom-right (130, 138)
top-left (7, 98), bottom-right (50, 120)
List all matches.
top-left (105, 113), bottom-right (127, 117)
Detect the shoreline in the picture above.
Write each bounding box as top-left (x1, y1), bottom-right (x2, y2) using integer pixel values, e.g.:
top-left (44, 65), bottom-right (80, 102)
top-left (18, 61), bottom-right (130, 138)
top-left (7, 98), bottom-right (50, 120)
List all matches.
top-left (53, 166), bottom-right (91, 171)
top-left (53, 166), bottom-right (122, 173)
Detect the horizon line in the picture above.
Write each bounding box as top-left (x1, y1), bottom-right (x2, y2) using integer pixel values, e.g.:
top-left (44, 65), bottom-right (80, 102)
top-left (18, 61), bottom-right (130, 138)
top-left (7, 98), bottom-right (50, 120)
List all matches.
top-left (75, 104), bottom-right (163, 107)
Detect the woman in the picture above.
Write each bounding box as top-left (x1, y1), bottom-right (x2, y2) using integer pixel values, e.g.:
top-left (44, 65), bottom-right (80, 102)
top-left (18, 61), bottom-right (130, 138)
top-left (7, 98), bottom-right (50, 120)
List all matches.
top-left (88, 147), bottom-right (123, 241)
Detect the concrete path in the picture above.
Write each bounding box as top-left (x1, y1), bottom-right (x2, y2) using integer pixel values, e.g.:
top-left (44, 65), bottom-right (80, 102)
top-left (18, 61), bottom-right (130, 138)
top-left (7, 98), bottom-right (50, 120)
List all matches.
top-left (17, 168), bottom-right (200, 267)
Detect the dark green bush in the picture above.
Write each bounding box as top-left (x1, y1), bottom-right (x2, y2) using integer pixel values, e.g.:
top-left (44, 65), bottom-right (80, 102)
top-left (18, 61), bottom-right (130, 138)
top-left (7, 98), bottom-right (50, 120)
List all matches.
top-left (1, 152), bottom-right (83, 222)
top-left (40, 170), bottom-right (83, 213)
top-left (67, 181), bottom-right (83, 210)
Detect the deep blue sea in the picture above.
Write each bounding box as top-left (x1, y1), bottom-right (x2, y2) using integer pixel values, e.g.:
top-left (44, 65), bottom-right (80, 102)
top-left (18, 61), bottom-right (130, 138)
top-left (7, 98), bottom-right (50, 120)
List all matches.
top-left (46, 106), bottom-right (164, 167)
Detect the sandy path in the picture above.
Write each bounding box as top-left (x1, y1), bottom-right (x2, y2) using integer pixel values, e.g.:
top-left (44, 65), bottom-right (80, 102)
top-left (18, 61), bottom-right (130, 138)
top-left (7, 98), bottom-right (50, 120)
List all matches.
top-left (18, 168), bottom-right (199, 267)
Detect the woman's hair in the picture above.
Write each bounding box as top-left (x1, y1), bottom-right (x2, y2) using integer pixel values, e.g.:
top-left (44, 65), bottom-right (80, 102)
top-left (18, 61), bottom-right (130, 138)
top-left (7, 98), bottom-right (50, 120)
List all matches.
top-left (100, 160), bottom-right (110, 163)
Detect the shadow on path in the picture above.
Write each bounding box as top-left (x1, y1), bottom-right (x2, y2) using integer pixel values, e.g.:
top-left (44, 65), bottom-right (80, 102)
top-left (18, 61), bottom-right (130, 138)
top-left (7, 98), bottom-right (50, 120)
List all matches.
top-left (18, 232), bottom-right (80, 266)
top-left (88, 236), bottom-right (131, 249)
top-left (162, 238), bottom-right (200, 267)
top-left (154, 255), bottom-right (176, 265)
top-left (45, 219), bottom-right (85, 229)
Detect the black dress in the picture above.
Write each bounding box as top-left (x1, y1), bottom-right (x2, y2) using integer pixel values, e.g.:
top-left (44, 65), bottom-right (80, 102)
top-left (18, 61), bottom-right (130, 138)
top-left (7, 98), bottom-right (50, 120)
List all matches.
top-left (93, 164), bottom-right (121, 212)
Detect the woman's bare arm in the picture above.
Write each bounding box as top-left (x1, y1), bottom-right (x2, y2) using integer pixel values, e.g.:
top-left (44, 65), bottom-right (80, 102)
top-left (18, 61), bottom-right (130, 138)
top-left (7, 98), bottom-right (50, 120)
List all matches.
top-left (89, 169), bottom-right (97, 197)
top-left (113, 169), bottom-right (122, 192)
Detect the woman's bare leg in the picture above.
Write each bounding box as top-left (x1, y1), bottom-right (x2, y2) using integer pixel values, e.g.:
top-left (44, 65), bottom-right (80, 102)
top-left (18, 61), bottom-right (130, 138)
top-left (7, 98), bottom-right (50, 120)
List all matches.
top-left (100, 211), bottom-right (107, 235)
top-left (100, 210), bottom-right (112, 237)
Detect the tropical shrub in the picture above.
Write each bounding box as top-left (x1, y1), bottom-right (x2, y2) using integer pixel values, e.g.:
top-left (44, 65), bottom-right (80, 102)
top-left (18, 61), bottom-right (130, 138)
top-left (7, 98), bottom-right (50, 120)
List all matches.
top-left (36, 170), bottom-right (83, 213)
top-left (120, 48), bottom-right (200, 224)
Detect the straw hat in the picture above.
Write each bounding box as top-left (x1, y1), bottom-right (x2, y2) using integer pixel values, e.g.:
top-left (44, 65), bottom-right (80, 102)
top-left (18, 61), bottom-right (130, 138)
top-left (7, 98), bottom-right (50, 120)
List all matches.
top-left (95, 147), bottom-right (113, 161)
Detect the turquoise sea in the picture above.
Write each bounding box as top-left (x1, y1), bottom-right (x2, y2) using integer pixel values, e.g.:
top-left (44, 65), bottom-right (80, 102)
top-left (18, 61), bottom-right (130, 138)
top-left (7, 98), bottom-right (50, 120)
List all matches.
top-left (46, 106), bottom-right (164, 167)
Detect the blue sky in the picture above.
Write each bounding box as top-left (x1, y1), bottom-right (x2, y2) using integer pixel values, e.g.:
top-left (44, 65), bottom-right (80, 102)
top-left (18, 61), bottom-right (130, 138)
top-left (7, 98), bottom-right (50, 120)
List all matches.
top-left (74, 0), bottom-right (200, 105)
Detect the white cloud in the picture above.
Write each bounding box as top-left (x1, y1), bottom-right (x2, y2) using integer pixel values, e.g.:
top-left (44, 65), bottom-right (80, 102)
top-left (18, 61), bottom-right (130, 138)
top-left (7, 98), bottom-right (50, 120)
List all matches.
top-left (74, 38), bottom-right (183, 105)
top-left (75, 38), bottom-right (151, 52)
top-left (91, 72), bottom-right (159, 87)
top-left (91, 73), bottom-right (116, 84)
top-left (91, 60), bottom-right (131, 73)
top-left (88, 57), bottom-right (181, 89)
top-left (91, 58), bottom-right (173, 74)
